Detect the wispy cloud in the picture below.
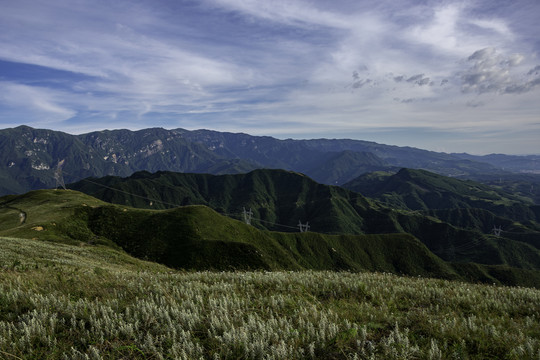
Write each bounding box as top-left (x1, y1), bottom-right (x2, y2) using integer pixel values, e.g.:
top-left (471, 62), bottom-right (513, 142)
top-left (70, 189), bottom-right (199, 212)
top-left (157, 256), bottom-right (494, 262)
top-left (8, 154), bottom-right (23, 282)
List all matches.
top-left (461, 47), bottom-right (540, 94)
top-left (0, 81), bottom-right (76, 120)
top-left (0, 0), bottom-right (539, 154)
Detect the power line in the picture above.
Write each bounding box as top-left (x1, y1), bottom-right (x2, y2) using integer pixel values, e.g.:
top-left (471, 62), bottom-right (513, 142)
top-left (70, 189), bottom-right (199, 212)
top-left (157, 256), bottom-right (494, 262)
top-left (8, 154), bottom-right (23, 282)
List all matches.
top-left (77, 176), bottom-right (536, 254)
top-left (79, 177), bottom-right (185, 209)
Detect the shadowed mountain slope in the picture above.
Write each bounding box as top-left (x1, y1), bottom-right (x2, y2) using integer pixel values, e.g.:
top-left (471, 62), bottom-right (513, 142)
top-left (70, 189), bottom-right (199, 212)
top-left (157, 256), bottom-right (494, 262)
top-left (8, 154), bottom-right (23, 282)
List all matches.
top-left (343, 168), bottom-right (540, 222)
top-left (3, 189), bottom-right (540, 288)
top-left (0, 125), bottom-right (524, 196)
top-left (0, 189), bottom-right (451, 276)
top-left (68, 169), bottom-right (540, 271)
top-left (343, 168), bottom-right (540, 256)
top-left (68, 169), bottom-right (389, 235)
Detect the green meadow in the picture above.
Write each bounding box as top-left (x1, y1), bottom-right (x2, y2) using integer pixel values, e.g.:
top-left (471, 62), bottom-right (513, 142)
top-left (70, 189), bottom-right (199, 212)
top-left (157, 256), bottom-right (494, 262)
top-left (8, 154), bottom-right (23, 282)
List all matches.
top-left (2, 236), bottom-right (540, 359)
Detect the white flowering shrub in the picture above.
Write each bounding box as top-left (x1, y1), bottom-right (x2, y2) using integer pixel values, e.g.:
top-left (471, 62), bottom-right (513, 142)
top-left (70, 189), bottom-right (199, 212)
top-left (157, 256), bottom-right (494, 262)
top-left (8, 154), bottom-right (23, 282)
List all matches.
top-left (1, 237), bottom-right (540, 359)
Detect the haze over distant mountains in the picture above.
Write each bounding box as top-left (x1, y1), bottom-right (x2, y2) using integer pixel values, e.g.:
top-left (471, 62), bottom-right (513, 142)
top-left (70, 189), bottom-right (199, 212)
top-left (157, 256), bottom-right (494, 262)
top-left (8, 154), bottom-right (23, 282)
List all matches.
top-left (1, 125), bottom-right (539, 196)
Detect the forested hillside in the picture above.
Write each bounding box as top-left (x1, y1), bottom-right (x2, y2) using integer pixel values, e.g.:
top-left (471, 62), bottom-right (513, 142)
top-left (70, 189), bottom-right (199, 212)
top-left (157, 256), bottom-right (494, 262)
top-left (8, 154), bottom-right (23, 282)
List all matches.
top-left (2, 125), bottom-right (534, 196)
top-left (68, 169), bottom-right (540, 271)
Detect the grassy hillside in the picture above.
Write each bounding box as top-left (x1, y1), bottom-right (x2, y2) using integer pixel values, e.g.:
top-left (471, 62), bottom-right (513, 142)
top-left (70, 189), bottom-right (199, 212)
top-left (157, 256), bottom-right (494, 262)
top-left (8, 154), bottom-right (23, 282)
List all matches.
top-left (343, 168), bottom-right (540, 253)
top-left (1, 236), bottom-right (540, 359)
top-left (0, 188), bottom-right (116, 247)
top-left (2, 189), bottom-right (540, 288)
top-left (0, 189), bottom-right (454, 278)
top-left (68, 169), bottom-right (390, 235)
top-left (393, 211), bottom-right (540, 270)
top-left (464, 172), bottom-right (540, 205)
top-left (345, 168), bottom-right (540, 228)
top-left (68, 169), bottom-right (540, 271)
top-left (343, 168), bottom-right (535, 212)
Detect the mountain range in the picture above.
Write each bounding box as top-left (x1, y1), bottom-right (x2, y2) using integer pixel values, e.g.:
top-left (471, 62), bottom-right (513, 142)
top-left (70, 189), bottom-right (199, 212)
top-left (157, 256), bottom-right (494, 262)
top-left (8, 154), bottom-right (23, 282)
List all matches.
top-left (68, 168), bottom-right (540, 272)
top-left (3, 124), bottom-right (540, 287)
top-left (2, 125), bottom-right (539, 196)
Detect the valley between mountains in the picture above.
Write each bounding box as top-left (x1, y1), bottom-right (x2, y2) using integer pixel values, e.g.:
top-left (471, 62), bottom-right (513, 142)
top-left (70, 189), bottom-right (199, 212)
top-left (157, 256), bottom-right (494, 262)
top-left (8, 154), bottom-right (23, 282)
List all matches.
top-left (1, 125), bottom-right (540, 285)
top-left (0, 165), bottom-right (538, 288)
top-left (2, 126), bottom-right (540, 358)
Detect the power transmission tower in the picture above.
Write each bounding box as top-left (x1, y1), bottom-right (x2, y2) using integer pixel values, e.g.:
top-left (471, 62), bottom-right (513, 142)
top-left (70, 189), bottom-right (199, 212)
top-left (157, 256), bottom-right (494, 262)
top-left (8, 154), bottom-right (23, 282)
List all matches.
top-left (492, 225), bottom-right (502, 237)
top-left (54, 159), bottom-right (66, 190)
top-left (298, 220), bottom-right (310, 233)
top-left (243, 207), bottom-right (253, 225)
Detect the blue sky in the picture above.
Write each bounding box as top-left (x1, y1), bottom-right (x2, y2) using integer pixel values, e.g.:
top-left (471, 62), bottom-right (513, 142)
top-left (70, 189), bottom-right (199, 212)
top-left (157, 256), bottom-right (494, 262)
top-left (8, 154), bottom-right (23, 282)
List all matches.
top-left (1, 0), bottom-right (539, 154)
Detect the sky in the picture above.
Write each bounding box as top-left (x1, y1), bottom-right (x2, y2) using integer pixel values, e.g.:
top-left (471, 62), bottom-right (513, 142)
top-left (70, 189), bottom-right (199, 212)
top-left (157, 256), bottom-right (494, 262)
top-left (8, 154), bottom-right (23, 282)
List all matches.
top-left (1, 0), bottom-right (539, 155)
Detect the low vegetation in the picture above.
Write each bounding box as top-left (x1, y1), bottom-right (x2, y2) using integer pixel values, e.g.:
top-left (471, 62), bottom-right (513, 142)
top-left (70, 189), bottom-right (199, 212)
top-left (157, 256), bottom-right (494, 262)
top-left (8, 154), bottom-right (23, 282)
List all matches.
top-left (3, 189), bottom-right (540, 287)
top-left (343, 168), bottom-right (539, 221)
top-left (67, 169), bottom-right (540, 269)
top-left (1, 236), bottom-right (540, 359)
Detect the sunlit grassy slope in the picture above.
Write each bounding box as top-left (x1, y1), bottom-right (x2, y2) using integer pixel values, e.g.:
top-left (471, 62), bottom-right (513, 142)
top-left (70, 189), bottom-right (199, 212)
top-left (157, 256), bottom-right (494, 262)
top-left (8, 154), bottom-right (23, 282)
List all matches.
top-left (0, 189), bottom-right (454, 277)
top-left (1, 236), bottom-right (540, 359)
top-left (2, 189), bottom-right (540, 288)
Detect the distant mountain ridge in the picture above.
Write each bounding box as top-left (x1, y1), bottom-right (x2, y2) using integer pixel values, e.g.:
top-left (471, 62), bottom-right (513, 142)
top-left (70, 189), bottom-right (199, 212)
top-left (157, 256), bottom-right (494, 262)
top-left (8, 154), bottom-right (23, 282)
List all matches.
top-left (343, 168), bottom-right (540, 220)
top-left (0, 126), bottom-right (257, 195)
top-left (179, 129), bottom-right (502, 177)
top-left (0, 125), bottom-right (536, 196)
top-left (453, 153), bottom-right (540, 173)
top-left (342, 168), bottom-right (540, 249)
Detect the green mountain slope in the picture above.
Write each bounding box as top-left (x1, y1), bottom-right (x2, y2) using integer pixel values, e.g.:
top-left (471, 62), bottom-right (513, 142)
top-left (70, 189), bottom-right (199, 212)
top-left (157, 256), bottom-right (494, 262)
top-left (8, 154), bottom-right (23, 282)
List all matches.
top-left (344, 168), bottom-right (532, 209)
top-left (68, 169), bottom-right (392, 235)
top-left (68, 169), bottom-right (540, 271)
top-left (344, 168), bottom-right (540, 227)
top-left (0, 189), bottom-right (450, 276)
top-left (464, 172), bottom-right (540, 205)
top-left (343, 168), bottom-right (540, 259)
top-left (3, 189), bottom-right (540, 288)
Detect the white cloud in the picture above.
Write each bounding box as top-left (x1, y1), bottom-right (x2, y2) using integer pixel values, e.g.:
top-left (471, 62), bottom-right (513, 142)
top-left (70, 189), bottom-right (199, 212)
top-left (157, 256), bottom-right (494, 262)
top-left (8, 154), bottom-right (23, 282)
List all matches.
top-left (206, 0), bottom-right (352, 29)
top-left (410, 4), bottom-right (462, 54)
top-left (470, 18), bottom-right (513, 37)
top-left (0, 82), bottom-right (76, 120)
top-left (407, 3), bottom-right (516, 58)
top-left (461, 48), bottom-right (539, 94)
